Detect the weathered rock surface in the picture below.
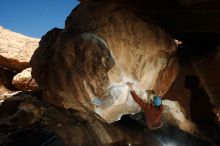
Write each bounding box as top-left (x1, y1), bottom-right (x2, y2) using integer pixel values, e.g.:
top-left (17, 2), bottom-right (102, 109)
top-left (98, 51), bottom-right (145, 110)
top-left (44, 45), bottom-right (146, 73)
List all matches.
top-left (0, 85), bottom-right (10, 96)
top-left (0, 26), bottom-right (39, 72)
top-left (12, 68), bottom-right (38, 91)
top-left (162, 100), bottom-right (198, 134)
top-left (191, 46), bottom-right (220, 105)
top-left (0, 91), bottom-right (159, 146)
top-left (0, 92), bottom-right (210, 146)
top-left (164, 45), bottom-right (219, 139)
top-left (0, 92), bottom-right (44, 130)
top-left (31, 1), bottom-right (178, 123)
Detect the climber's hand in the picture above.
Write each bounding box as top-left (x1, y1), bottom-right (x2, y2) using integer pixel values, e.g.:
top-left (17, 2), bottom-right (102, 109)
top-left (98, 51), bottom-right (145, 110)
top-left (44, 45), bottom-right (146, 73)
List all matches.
top-left (127, 82), bottom-right (134, 91)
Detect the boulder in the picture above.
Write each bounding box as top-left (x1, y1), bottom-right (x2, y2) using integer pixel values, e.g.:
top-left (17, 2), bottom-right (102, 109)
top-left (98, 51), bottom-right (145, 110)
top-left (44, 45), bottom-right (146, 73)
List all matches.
top-left (0, 92), bottom-right (211, 146)
top-left (12, 68), bottom-right (39, 91)
top-left (31, 1), bottom-right (178, 123)
top-left (0, 92), bottom-right (44, 130)
top-left (191, 46), bottom-right (220, 105)
top-left (162, 100), bottom-right (198, 134)
top-left (0, 26), bottom-right (39, 72)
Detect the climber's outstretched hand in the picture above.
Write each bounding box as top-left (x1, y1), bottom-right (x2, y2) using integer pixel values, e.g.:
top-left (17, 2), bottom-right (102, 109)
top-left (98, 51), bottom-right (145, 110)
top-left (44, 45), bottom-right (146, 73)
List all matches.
top-left (127, 82), bottom-right (134, 91)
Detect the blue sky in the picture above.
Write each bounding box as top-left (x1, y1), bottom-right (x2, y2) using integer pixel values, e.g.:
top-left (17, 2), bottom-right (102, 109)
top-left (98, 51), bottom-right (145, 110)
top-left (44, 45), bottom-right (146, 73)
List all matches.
top-left (0, 0), bottom-right (79, 38)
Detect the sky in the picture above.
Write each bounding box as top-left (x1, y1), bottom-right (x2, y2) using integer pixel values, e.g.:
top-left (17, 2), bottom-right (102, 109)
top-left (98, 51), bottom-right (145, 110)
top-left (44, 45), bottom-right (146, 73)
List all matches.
top-left (0, 0), bottom-right (79, 38)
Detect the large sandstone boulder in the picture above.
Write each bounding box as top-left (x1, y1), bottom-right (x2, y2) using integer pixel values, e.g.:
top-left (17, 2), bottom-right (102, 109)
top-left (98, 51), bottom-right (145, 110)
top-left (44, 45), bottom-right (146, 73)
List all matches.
top-left (31, 1), bottom-right (178, 123)
top-left (0, 26), bottom-right (39, 72)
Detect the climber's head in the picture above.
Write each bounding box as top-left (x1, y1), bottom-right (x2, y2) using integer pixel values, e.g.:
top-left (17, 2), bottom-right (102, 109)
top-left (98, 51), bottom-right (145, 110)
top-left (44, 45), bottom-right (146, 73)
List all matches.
top-left (153, 96), bottom-right (162, 108)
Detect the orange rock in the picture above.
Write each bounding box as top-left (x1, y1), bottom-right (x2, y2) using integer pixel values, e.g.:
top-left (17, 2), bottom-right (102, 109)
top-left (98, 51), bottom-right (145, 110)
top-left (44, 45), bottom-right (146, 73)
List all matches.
top-left (31, 1), bottom-right (178, 123)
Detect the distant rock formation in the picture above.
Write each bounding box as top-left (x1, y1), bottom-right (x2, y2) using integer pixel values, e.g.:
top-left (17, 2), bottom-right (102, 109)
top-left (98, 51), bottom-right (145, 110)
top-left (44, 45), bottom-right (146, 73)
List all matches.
top-left (0, 26), bottom-right (39, 72)
top-left (0, 26), bottom-right (39, 93)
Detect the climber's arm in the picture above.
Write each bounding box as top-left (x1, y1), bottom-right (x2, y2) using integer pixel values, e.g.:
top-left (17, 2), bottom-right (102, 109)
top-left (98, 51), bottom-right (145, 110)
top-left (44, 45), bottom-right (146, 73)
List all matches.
top-left (130, 90), bottom-right (147, 109)
top-left (127, 82), bottom-right (146, 109)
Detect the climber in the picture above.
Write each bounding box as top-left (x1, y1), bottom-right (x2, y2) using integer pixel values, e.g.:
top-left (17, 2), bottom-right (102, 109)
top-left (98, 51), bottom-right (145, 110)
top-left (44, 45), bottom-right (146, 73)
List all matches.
top-left (127, 82), bottom-right (164, 130)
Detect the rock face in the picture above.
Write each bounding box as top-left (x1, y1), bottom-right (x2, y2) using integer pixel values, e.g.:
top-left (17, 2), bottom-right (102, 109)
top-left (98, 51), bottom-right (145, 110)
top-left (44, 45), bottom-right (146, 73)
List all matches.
top-left (164, 45), bottom-right (220, 137)
top-left (1, 92), bottom-right (208, 146)
top-left (162, 100), bottom-right (198, 134)
top-left (191, 47), bottom-right (220, 105)
top-left (12, 68), bottom-right (38, 91)
top-left (0, 26), bottom-right (39, 72)
top-left (31, 1), bottom-right (178, 123)
top-left (0, 92), bottom-right (44, 129)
